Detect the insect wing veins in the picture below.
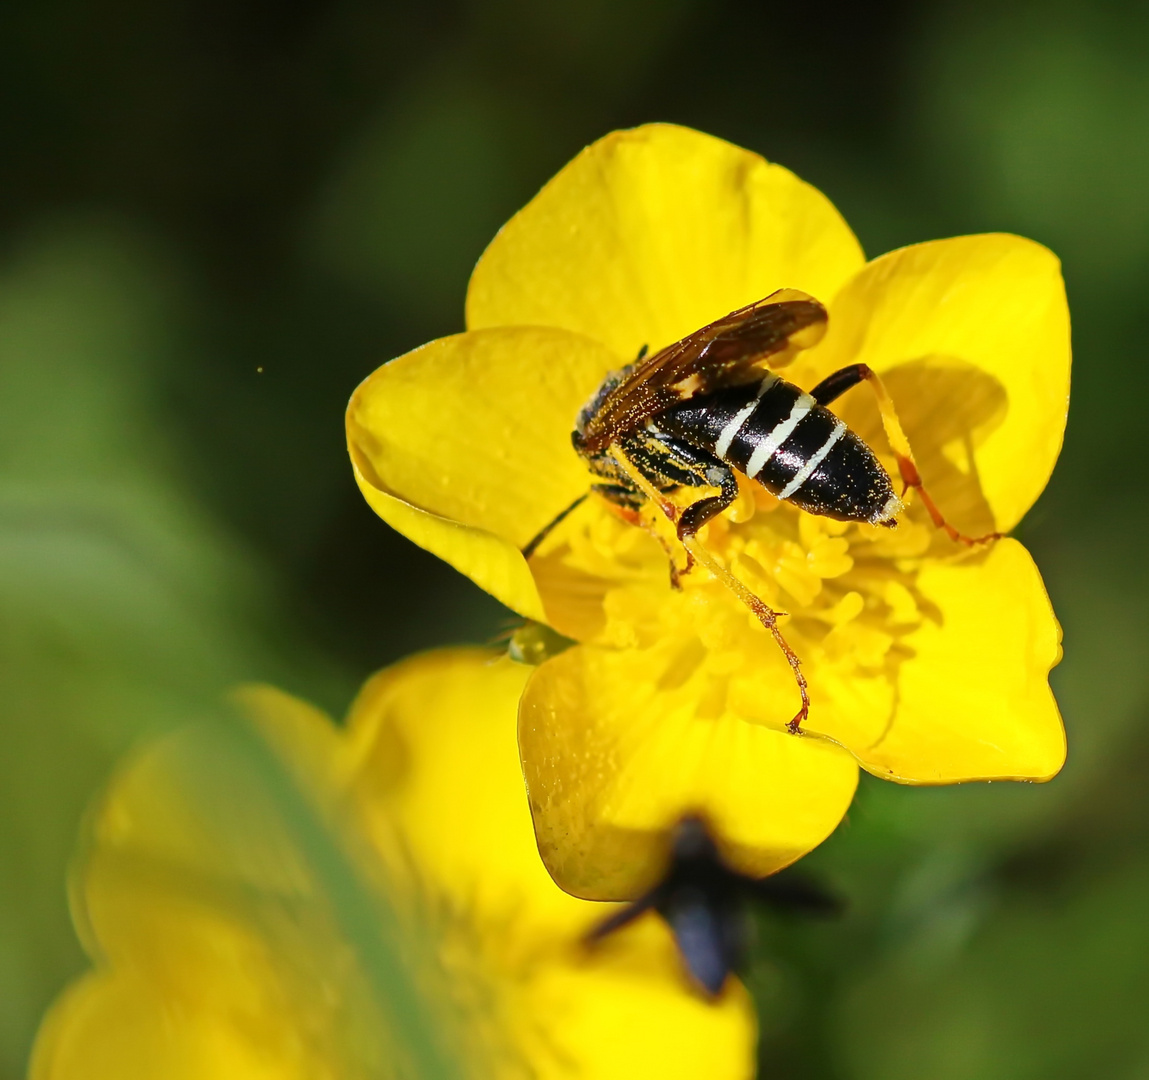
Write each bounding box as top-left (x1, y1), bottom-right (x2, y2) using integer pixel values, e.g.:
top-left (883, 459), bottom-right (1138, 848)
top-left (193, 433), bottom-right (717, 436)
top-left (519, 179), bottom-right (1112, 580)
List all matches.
top-left (577, 289), bottom-right (827, 454)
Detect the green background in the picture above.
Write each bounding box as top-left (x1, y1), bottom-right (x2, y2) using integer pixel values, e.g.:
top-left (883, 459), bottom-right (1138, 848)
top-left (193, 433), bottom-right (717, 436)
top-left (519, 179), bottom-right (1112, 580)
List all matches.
top-left (2, 0), bottom-right (1147, 1076)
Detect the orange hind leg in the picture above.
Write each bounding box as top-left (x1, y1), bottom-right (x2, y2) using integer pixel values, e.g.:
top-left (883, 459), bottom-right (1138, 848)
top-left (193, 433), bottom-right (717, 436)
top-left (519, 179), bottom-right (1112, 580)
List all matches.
top-left (810, 363), bottom-right (1001, 546)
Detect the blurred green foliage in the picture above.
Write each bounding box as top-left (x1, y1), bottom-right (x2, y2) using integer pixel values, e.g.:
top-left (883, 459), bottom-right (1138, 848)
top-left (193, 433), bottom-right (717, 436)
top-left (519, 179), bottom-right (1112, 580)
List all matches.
top-left (0, 224), bottom-right (263, 1065)
top-left (3, 0), bottom-right (1149, 1077)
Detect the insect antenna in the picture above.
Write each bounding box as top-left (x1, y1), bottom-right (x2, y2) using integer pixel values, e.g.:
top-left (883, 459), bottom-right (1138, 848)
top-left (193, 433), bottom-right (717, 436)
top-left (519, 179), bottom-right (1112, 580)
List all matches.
top-left (521, 492), bottom-right (589, 560)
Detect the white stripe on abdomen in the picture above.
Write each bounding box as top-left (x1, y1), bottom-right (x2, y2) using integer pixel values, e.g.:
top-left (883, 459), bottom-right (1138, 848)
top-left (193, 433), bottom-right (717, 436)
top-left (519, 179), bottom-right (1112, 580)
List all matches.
top-left (745, 391), bottom-right (815, 479)
top-left (714, 373), bottom-right (779, 461)
top-left (777, 420), bottom-right (846, 499)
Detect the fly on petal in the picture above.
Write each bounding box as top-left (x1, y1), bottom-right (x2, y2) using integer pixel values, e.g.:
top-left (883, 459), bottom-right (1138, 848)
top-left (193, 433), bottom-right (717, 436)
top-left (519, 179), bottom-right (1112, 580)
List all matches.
top-left (589, 816), bottom-right (841, 997)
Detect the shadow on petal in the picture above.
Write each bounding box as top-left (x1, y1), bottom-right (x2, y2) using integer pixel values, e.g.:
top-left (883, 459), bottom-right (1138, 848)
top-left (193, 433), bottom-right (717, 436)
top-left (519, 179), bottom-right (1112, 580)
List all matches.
top-left (837, 355), bottom-right (1008, 540)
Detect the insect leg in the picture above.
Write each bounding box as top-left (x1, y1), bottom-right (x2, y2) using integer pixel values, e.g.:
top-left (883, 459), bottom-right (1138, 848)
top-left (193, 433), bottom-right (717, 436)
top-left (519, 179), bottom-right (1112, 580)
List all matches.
top-left (676, 469), bottom-right (740, 541)
top-left (643, 464), bottom-right (737, 589)
top-left (584, 882), bottom-right (666, 944)
top-left (610, 442), bottom-right (811, 734)
top-left (808, 364), bottom-right (868, 408)
top-left (749, 872), bottom-right (843, 917)
top-left (810, 363), bottom-right (1001, 546)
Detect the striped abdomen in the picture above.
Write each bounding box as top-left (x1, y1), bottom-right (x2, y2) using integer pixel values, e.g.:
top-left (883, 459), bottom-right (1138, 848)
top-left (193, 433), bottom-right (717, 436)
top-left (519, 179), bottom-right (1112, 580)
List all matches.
top-left (654, 373), bottom-right (900, 524)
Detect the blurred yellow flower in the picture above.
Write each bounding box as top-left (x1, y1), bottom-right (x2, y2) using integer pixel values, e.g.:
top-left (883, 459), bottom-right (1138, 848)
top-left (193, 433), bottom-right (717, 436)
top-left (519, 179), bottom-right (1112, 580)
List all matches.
top-left (346, 124), bottom-right (1069, 900)
top-left (29, 650), bottom-right (756, 1080)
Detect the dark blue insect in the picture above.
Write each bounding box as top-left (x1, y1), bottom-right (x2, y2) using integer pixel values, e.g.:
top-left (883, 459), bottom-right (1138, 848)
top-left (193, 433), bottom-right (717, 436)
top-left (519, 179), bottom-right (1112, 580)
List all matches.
top-left (587, 816), bottom-right (841, 996)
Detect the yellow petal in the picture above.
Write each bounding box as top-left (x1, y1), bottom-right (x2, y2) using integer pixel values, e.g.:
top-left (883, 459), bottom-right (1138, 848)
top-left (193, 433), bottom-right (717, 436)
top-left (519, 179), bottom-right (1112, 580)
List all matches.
top-left (37, 652), bottom-right (759, 1080)
top-left (235, 682), bottom-right (356, 790)
top-left (74, 732), bottom-right (317, 984)
top-left (813, 538), bottom-right (1064, 782)
top-left (48, 725), bottom-right (446, 1080)
top-left (802, 234), bottom-right (1070, 534)
top-left (344, 649), bottom-right (759, 1075)
top-left (346, 649), bottom-right (589, 923)
top-left (531, 918), bottom-right (757, 1080)
top-left (519, 644), bottom-right (858, 900)
top-left (30, 973), bottom-right (303, 1080)
top-left (351, 464), bottom-right (547, 622)
top-left (347, 327), bottom-right (619, 621)
top-left (467, 123), bottom-right (865, 360)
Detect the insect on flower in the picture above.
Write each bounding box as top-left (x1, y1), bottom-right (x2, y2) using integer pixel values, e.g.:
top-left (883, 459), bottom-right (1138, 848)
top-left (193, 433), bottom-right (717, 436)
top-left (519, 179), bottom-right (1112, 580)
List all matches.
top-left (588, 815), bottom-right (840, 997)
top-left (523, 289), bottom-right (1000, 733)
top-left (348, 124), bottom-right (1068, 898)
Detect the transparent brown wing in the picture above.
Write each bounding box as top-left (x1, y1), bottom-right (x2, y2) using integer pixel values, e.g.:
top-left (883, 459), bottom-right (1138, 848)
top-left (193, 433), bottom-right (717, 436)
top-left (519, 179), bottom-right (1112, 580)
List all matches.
top-left (577, 289), bottom-right (828, 453)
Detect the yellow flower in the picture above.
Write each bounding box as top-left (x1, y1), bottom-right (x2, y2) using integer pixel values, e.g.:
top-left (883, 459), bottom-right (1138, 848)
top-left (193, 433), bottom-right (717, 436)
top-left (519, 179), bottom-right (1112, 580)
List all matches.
top-left (29, 650), bottom-right (755, 1080)
top-left (346, 124), bottom-right (1069, 900)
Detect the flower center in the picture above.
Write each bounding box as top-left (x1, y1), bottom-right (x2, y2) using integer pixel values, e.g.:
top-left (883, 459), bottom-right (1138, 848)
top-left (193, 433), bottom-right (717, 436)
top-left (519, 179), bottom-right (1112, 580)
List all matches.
top-left (531, 482), bottom-right (939, 732)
